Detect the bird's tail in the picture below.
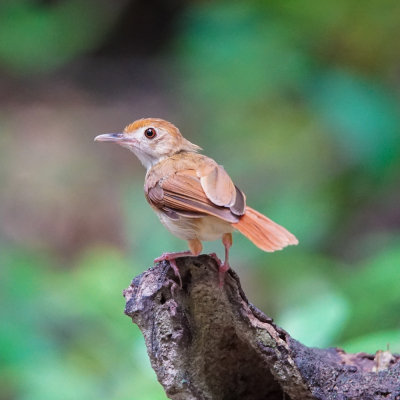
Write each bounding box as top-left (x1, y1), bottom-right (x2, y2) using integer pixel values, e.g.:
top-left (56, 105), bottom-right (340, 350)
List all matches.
top-left (232, 206), bottom-right (298, 252)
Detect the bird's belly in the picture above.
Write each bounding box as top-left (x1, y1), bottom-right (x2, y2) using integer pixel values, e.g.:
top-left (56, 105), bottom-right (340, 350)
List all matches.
top-left (196, 215), bottom-right (234, 241)
top-left (157, 212), bottom-right (233, 242)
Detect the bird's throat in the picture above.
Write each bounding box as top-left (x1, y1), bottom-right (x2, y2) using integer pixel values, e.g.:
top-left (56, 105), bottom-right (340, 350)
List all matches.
top-left (130, 147), bottom-right (168, 170)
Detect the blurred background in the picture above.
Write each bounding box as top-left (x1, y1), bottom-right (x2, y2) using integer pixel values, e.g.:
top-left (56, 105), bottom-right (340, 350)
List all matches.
top-left (1, 0), bottom-right (400, 399)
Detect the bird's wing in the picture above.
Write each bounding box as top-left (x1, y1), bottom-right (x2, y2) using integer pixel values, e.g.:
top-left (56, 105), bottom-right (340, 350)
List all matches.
top-left (197, 163), bottom-right (246, 216)
top-left (146, 168), bottom-right (245, 223)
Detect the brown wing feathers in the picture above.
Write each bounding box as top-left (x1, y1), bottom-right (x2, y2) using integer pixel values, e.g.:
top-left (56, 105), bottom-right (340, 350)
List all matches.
top-left (200, 165), bottom-right (236, 207)
top-left (145, 157), bottom-right (298, 252)
top-left (231, 186), bottom-right (246, 216)
top-left (146, 172), bottom-right (240, 223)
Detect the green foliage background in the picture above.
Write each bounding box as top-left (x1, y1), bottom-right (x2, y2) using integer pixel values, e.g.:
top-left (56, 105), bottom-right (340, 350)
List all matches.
top-left (1, 1), bottom-right (400, 399)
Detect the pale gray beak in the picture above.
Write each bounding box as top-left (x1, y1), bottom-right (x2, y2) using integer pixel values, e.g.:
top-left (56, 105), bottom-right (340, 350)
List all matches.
top-left (94, 133), bottom-right (124, 142)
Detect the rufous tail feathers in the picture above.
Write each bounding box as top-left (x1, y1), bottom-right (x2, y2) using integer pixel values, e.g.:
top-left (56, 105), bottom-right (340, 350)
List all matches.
top-left (232, 206), bottom-right (298, 252)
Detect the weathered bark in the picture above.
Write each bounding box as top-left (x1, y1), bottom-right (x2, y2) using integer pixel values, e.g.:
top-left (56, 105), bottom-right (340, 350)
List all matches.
top-left (123, 255), bottom-right (400, 400)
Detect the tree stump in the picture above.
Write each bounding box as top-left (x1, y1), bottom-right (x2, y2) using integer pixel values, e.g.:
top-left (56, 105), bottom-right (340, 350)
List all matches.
top-left (123, 255), bottom-right (400, 400)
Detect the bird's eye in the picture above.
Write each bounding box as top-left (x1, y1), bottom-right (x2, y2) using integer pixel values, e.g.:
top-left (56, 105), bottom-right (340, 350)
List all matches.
top-left (144, 128), bottom-right (156, 139)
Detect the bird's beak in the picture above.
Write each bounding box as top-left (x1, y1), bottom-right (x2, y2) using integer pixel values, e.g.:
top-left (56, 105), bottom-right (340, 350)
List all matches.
top-left (94, 133), bottom-right (139, 148)
top-left (94, 133), bottom-right (124, 143)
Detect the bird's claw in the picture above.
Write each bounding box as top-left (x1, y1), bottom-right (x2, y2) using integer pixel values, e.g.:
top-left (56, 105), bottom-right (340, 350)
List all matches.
top-left (154, 251), bottom-right (192, 263)
top-left (165, 278), bottom-right (180, 297)
top-left (154, 252), bottom-right (190, 289)
top-left (208, 252), bottom-right (222, 266)
top-left (218, 262), bottom-right (230, 288)
top-left (208, 253), bottom-right (228, 287)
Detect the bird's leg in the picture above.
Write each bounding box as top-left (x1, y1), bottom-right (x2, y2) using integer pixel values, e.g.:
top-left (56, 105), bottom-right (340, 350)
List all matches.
top-left (154, 239), bottom-right (202, 288)
top-left (154, 251), bottom-right (193, 263)
top-left (154, 251), bottom-right (191, 288)
top-left (208, 252), bottom-right (222, 266)
top-left (219, 233), bottom-right (232, 287)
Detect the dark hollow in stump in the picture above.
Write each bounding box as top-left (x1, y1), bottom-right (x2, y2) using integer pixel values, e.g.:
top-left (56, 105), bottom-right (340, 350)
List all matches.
top-left (123, 255), bottom-right (400, 400)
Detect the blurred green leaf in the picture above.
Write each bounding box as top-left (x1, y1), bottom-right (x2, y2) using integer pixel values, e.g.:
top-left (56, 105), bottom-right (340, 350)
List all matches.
top-left (0, 246), bottom-right (166, 400)
top-left (339, 242), bottom-right (400, 341)
top-left (177, 2), bottom-right (310, 105)
top-left (276, 290), bottom-right (349, 347)
top-left (340, 330), bottom-right (400, 354)
top-left (0, 1), bottom-right (121, 74)
top-left (309, 70), bottom-right (400, 169)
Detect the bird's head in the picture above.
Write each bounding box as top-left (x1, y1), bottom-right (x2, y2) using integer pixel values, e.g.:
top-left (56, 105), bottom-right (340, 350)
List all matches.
top-left (95, 118), bottom-right (201, 169)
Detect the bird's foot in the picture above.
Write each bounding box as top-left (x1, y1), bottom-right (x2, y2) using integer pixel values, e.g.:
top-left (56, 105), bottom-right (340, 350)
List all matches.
top-left (154, 251), bottom-right (192, 289)
top-left (208, 252), bottom-right (222, 266)
top-left (208, 253), bottom-right (229, 287)
top-left (154, 251), bottom-right (228, 288)
top-left (165, 278), bottom-right (180, 297)
top-left (154, 251), bottom-right (193, 263)
top-left (218, 262), bottom-right (230, 288)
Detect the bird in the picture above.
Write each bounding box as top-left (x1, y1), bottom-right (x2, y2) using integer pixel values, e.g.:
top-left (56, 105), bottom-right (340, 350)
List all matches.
top-left (95, 118), bottom-right (298, 286)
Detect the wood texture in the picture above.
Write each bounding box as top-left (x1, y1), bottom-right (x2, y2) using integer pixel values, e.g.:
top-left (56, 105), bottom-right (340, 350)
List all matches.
top-left (124, 255), bottom-right (400, 400)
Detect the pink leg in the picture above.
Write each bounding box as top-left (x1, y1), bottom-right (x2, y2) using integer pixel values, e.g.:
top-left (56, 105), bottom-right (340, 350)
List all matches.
top-left (154, 251), bottom-right (193, 288)
top-left (208, 252), bottom-right (222, 266)
top-left (154, 239), bottom-right (203, 289)
top-left (219, 233), bottom-right (232, 287)
top-left (154, 251), bottom-right (193, 263)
